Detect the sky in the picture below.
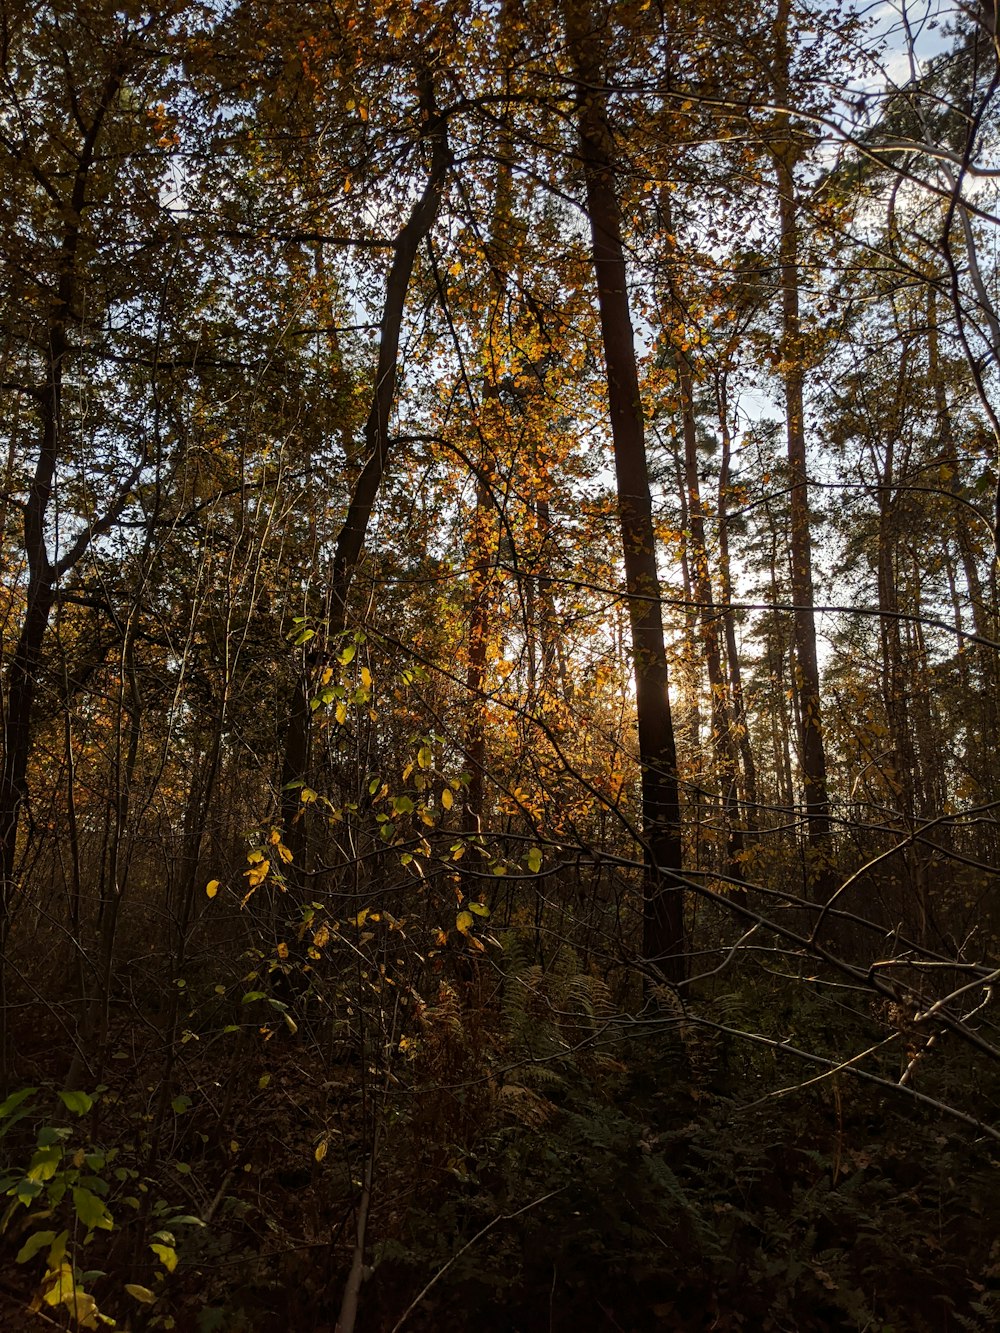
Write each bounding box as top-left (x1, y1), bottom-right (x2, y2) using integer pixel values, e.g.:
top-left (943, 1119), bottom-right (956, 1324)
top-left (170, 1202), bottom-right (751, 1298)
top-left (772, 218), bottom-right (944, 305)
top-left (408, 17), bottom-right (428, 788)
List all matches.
top-left (865, 0), bottom-right (956, 87)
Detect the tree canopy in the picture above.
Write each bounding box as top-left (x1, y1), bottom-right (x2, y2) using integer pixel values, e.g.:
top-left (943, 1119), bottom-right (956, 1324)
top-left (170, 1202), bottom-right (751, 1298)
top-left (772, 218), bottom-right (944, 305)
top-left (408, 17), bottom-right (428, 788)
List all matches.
top-left (0, 1), bottom-right (999, 1329)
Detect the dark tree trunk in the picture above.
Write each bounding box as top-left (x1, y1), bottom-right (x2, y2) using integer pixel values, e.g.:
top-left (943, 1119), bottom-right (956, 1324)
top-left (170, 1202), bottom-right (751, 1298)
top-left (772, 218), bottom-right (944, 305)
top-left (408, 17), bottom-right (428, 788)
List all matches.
top-left (772, 0), bottom-right (832, 893)
top-left (279, 77), bottom-right (451, 869)
top-left (567, 0), bottom-right (685, 980)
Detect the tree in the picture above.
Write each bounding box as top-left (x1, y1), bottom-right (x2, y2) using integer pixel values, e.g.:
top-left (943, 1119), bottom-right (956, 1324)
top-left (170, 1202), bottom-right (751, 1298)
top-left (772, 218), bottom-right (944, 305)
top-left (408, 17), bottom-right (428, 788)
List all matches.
top-left (768, 0), bottom-right (833, 892)
top-left (565, 0), bottom-right (685, 980)
top-left (0, 0), bottom-right (201, 1073)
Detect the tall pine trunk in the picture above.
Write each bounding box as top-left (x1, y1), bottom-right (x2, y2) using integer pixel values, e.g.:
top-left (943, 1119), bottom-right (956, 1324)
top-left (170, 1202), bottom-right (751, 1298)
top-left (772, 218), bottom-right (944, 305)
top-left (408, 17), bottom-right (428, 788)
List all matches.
top-left (772, 0), bottom-right (832, 894)
top-left (567, 0), bottom-right (684, 980)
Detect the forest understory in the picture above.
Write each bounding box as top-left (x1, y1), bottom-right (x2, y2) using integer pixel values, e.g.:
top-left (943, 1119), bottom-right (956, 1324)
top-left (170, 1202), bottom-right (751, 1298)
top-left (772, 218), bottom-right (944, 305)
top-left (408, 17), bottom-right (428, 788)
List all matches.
top-left (1, 0), bottom-right (1000, 1328)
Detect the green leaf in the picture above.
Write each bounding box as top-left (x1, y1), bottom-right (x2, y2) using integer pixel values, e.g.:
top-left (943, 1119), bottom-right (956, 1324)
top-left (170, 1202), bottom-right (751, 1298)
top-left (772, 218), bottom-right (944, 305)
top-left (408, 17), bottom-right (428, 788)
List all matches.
top-left (72, 1186), bottom-right (113, 1232)
top-left (171, 1095), bottom-right (192, 1115)
top-left (455, 910), bottom-right (474, 935)
top-left (27, 1145), bottom-right (63, 1182)
top-left (166, 1215), bottom-right (205, 1228)
top-left (339, 644), bottom-right (356, 665)
top-left (527, 847), bottom-right (542, 873)
top-left (15, 1178), bottom-right (44, 1205)
top-left (47, 1230), bottom-right (69, 1269)
top-left (37, 1126), bottom-right (72, 1147)
top-left (15, 1230), bottom-right (57, 1264)
top-left (0, 1087), bottom-right (36, 1120)
top-left (468, 901), bottom-right (489, 917)
top-left (58, 1090), bottom-right (93, 1116)
top-left (241, 991), bottom-right (266, 1004)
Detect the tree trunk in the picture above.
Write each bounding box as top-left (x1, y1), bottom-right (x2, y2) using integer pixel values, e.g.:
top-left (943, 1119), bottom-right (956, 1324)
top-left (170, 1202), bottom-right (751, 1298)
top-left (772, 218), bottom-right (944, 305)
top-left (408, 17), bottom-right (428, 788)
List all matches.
top-left (676, 353), bottom-right (745, 883)
top-left (279, 76), bottom-right (451, 867)
top-left (772, 0), bottom-right (832, 893)
top-left (567, 0), bottom-right (684, 980)
top-left (715, 371), bottom-right (759, 819)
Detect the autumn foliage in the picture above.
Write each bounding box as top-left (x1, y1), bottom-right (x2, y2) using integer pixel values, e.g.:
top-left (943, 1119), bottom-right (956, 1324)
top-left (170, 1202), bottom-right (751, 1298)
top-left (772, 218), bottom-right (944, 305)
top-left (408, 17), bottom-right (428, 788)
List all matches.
top-left (0, 1), bottom-right (999, 1329)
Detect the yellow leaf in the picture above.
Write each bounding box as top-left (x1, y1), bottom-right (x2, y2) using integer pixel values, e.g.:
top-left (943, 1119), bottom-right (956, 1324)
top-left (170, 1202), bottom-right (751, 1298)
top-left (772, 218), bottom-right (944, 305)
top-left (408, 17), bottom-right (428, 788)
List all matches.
top-left (361, 666), bottom-right (373, 688)
top-left (206, 879), bottom-right (220, 898)
top-left (276, 942), bottom-right (289, 959)
top-left (420, 808), bottom-right (435, 827)
top-left (150, 1242), bottom-right (178, 1273)
top-left (245, 861), bottom-right (270, 888)
top-left (313, 924), bottom-right (330, 948)
top-left (417, 745), bottom-right (432, 770)
top-left (276, 843), bottom-right (294, 864)
top-left (456, 910), bottom-right (474, 935)
top-left (315, 1138), bottom-right (328, 1163)
top-left (43, 1264), bottom-right (76, 1306)
top-left (335, 702), bottom-right (347, 725)
top-left (441, 788), bottom-right (453, 810)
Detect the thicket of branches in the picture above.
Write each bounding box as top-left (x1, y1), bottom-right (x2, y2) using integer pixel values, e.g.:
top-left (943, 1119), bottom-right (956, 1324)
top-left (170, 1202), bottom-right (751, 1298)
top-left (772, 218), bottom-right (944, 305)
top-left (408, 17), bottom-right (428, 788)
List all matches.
top-left (0, 1), bottom-right (998, 1329)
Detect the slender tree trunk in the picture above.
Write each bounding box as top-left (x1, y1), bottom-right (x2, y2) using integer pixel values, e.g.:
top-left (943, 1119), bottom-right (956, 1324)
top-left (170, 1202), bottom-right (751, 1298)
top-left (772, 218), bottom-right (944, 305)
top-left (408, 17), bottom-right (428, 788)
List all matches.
top-left (927, 284), bottom-right (999, 836)
top-left (280, 76), bottom-right (451, 867)
top-left (567, 0), bottom-right (684, 980)
top-left (464, 473), bottom-right (492, 835)
top-left (772, 0), bottom-right (832, 892)
top-left (716, 372), bottom-right (759, 818)
top-left (677, 354), bottom-right (744, 882)
top-left (0, 63), bottom-right (126, 1081)
top-left (873, 346), bottom-right (920, 828)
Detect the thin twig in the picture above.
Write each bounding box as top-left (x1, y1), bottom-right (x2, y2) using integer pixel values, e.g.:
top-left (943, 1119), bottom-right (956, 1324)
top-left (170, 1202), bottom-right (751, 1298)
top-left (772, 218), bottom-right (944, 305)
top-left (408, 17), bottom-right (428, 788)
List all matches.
top-left (390, 1187), bottom-right (567, 1333)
